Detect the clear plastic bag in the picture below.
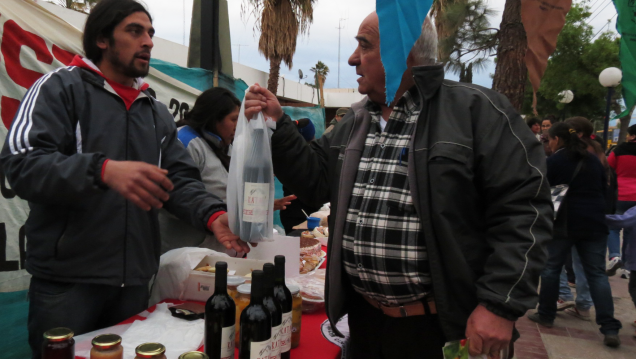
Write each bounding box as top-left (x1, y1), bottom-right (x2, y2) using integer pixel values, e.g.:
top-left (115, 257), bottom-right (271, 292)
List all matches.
top-left (227, 91), bottom-right (275, 242)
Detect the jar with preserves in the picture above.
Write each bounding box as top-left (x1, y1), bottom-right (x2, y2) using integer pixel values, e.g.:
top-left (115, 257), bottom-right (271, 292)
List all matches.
top-left (42, 327), bottom-right (75, 359)
top-left (90, 334), bottom-right (123, 359)
top-left (227, 276), bottom-right (246, 300)
top-left (233, 284), bottom-right (251, 348)
top-left (134, 343), bottom-right (166, 359)
top-left (178, 351), bottom-right (209, 359)
top-left (289, 285), bottom-right (302, 349)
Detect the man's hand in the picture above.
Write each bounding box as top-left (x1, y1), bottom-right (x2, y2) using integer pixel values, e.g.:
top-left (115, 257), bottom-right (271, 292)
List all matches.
top-left (102, 160), bottom-right (174, 211)
top-left (274, 194), bottom-right (297, 211)
top-left (244, 83), bottom-right (283, 121)
top-left (465, 304), bottom-right (514, 359)
top-left (210, 213), bottom-right (252, 253)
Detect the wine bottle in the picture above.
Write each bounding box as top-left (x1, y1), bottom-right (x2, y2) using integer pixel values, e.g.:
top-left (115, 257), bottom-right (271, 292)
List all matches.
top-left (239, 270), bottom-right (271, 359)
top-left (239, 123), bottom-right (273, 242)
top-left (263, 264), bottom-right (283, 359)
top-left (205, 262), bottom-right (236, 359)
top-left (273, 256), bottom-right (293, 359)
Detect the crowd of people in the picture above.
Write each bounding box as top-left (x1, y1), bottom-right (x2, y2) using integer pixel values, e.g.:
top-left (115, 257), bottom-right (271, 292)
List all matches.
top-left (1, 0), bottom-right (634, 358)
top-left (525, 114), bottom-right (636, 347)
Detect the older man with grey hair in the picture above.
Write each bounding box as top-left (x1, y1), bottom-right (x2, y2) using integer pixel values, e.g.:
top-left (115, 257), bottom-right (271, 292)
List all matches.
top-left (244, 12), bottom-right (551, 359)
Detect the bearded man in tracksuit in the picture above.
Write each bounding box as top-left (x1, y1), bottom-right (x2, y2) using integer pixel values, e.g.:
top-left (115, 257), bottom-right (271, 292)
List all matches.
top-left (0, 1), bottom-right (250, 357)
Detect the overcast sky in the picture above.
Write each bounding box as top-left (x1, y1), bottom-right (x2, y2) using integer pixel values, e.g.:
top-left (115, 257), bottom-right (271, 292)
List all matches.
top-left (144, 0), bottom-right (619, 89)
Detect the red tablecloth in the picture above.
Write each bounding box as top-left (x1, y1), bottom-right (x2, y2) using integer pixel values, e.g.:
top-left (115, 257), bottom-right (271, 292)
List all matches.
top-left (75, 299), bottom-right (339, 359)
top-left (77, 245), bottom-right (338, 359)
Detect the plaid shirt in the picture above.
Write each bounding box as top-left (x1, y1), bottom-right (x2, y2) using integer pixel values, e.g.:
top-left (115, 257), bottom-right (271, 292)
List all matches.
top-left (342, 88), bottom-right (432, 305)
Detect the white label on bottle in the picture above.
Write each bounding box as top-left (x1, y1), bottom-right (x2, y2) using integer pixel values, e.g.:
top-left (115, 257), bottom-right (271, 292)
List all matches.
top-left (269, 323), bottom-right (282, 359)
top-left (250, 338), bottom-right (271, 359)
top-left (280, 312), bottom-right (293, 352)
top-left (221, 324), bottom-right (236, 359)
top-left (243, 182), bottom-right (270, 223)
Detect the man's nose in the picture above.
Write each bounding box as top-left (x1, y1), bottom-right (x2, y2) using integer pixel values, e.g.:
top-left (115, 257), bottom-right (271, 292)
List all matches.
top-left (143, 33), bottom-right (154, 50)
top-left (348, 49), bottom-right (360, 67)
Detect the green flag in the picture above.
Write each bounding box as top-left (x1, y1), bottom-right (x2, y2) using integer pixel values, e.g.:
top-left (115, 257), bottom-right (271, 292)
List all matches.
top-left (613, 0), bottom-right (636, 118)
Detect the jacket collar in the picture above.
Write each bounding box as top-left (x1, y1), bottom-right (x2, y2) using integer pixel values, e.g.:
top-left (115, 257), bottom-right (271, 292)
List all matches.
top-left (411, 64), bottom-right (445, 100)
top-left (69, 55), bottom-right (150, 91)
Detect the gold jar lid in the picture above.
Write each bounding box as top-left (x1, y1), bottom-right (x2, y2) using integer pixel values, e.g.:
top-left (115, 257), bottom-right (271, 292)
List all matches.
top-left (91, 334), bottom-right (122, 349)
top-left (135, 343), bottom-right (166, 357)
top-left (43, 328), bottom-right (74, 341)
top-left (178, 351), bottom-right (209, 359)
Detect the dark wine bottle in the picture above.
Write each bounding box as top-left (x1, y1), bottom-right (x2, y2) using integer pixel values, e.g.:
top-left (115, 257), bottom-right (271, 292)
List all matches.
top-left (273, 256), bottom-right (293, 359)
top-left (239, 270), bottom-right (271, 359)
top-left (205, 262), bottom-right (236, 359)
top-left (263, 263), bottom-right (283, 359)
top-left (239, 125), bottom-right (273, 242)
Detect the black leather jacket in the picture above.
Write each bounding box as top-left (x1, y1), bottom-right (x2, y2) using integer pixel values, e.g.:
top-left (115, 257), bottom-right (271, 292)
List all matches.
top-left (271, 64), bottom-right (553, 340)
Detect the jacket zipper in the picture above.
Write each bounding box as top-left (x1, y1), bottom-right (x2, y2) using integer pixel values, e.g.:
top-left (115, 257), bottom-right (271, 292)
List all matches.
top-left (122, 110), bottom-right (130, 287)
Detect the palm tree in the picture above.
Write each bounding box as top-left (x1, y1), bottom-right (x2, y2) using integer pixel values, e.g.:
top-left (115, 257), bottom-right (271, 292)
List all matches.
top-left (53, 0), bottom-right (98, 12)
top-left (310, 61), bottom-right (329, 107)
top-left (491, 0), bottom-right (527, 111)
top-left (243, 0), bottom-right (315, 94)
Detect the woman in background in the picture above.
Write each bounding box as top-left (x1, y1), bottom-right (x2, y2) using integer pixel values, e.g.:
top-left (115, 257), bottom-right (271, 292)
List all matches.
top-left (529, 122), bottom-right (622, 347)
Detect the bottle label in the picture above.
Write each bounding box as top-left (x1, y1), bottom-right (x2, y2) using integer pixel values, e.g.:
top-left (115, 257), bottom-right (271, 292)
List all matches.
top-left (243, 182), bottom-right (270, 223)
top-left (250, 338), bottom-right (271, 359)
top-left (270, 323), bottom-right (282, 359)
top-left (280, 312), bottom-right (293, 352)
top-left (221, 324), bottom-right (236, 359)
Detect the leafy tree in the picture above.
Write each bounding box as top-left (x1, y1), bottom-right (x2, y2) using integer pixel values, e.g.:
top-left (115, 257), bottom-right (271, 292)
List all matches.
top-left (439, 0), bottom-right (498, 83)
top-left (520, 3), bottom-right (621, 125)
top-left (242, 0), bottom-right (315, 94)
top-left (310, 61), bottom-right (329, 107)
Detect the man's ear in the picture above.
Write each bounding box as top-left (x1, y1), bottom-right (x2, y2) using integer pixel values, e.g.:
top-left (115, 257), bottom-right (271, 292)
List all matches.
top-left (96, 35), bottom-right (108, 51)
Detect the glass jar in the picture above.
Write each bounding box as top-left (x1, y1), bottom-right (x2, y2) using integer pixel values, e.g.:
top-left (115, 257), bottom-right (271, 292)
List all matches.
top-left (134, 343), bottom-right (166, 359)
top-left (90, 334), bottom-right (123, 359)
top-left (289, 285), bottom-right (302, 349)
top-left (178, 351), bottom-right (209, 359)
top-left (233, 283), bottom-right (252, 348)
top-left (42, 327), bottom-right (75, 359)
top-left (227, 276), bottom-right (246, 300)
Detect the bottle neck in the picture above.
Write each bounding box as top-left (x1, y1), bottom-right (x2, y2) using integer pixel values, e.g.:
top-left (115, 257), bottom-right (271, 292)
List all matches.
top-left (251, 284), bottom-right (264, 304)
top-left (215, 271), bottom-right (227, 293)
top-left (274, 265), bottom-right (285, 285)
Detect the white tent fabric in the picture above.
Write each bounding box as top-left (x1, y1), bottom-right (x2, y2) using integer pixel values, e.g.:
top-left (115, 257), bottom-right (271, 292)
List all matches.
top-left (0, 0), bottom-right (202, 292)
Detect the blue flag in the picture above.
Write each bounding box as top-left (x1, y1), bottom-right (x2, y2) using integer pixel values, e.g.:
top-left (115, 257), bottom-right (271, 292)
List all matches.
top-left (377, 0), bottom-right (433, 104)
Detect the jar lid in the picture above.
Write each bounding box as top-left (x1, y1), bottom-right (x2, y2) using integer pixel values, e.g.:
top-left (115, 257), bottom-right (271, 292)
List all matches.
top-left (43, 328), bottom-right (74, 341)
top-left (178, 351), bottom-right (210, 359)
top-left (135, 343), bottom-right (166, 357)
top-left (227, 276), bottom-right (246, 286)
top-left (237, 283), bottom-right (251, 294)
top-left (91, 334), bottom-right (122, 349)
top-left (287, 284), bottom-right (300, 294)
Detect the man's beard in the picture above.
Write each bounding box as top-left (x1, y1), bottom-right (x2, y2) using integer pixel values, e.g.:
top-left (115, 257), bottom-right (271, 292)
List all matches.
top-left (106, 49), bottom-right (149, 79)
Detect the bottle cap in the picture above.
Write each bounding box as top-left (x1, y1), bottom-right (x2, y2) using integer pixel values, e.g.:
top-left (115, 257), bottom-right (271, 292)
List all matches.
top-left (91, 334), bottom-right (122, 349)
top-left (178, 352), bottom-right (210, 359)
top-left (43, 328), bottom-right (74, 341)
top-left (135, 343), bottom-right (166, 357)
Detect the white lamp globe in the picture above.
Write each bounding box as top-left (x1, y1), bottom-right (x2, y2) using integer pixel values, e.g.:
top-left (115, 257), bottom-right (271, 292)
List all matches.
top-left (599, 67), bottom-right (622, 88)
top-left (558, 90), bottom-right (574, 104)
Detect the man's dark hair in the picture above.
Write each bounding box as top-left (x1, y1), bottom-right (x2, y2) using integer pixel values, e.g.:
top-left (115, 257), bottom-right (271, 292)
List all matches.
top-left (628, 124), bottom-right (636, 137)
top-left (83, 0), bottom-right (152, 64)
top-left (542, 114), bottom-right (558, 124)
top-left (526, 117), bottom-right (541, 128)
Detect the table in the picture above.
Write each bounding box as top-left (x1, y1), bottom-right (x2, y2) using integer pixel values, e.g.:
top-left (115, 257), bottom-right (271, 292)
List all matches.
top-left (76, 246), bottom-right (337, 359)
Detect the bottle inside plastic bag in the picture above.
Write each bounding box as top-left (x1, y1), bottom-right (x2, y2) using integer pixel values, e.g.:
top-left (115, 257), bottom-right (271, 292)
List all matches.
top-left (227, 93), bottom-right (275, 242)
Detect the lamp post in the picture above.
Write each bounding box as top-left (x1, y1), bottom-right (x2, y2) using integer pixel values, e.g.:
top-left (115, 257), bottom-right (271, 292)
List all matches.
top-left (599, 67), bottom-right (622, 149)
top-left (558, 90), bottom-right (574, 120)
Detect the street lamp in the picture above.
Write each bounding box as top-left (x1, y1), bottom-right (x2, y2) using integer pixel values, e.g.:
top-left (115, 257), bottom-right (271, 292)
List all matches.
top-left (558, 90), bottom-right (574, 120)
top-left (599, 67), bottom-right (622, 148)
